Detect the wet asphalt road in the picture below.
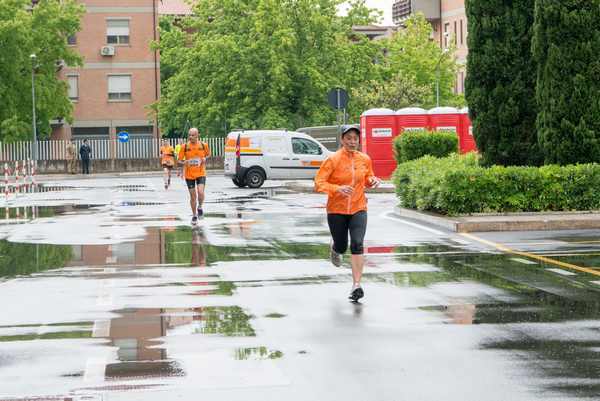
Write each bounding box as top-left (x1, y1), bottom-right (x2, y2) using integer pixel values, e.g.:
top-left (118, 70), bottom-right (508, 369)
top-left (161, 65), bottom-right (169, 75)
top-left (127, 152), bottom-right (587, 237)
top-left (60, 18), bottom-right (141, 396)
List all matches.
top-left (1, 174), bottom-right (600, 401)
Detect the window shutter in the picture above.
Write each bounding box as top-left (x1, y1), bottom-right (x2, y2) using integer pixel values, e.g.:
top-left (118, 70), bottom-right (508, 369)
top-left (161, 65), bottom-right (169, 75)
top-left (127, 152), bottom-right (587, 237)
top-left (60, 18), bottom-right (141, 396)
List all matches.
top-left (107, 20), bottom-right (130, 37)
top-left (108, 75), bottom-right (131, 94)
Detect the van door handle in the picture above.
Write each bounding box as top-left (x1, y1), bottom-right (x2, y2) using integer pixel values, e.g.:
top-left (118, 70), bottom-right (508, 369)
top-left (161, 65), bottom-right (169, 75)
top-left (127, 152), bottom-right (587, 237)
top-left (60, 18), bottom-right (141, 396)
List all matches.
top-left (292, 158), bottom-right (300, 160)
top-left (282, 157), bottom-right (290, 160)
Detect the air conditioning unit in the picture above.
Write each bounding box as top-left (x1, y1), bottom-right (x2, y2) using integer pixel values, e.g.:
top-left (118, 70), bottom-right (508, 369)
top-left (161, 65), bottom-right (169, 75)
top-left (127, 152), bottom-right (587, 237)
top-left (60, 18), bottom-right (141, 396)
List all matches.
top-left (100, 46), bottom-right (115, 56)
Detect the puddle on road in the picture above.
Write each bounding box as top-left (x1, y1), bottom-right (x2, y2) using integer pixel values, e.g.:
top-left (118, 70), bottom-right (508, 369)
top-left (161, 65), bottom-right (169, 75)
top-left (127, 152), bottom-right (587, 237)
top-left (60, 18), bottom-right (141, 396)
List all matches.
top-left (105, 360), bottom-right (184, 380)
top-left (264, 313), bottom-right (286, 318)
top-left (114, 201), bottom-right (165, 207)
top-left (234, 347), bottom-right (283, 360)
top-left (36, 183), bottom-right (149, 192)
top-left (482, 333), bottom-right (600, 398)
top-left (3, 201), bottom-right (600, 399)
top-left (0, 204), bottom-right (98, 222)
top-left (0, 239), bottom-right (73, 279)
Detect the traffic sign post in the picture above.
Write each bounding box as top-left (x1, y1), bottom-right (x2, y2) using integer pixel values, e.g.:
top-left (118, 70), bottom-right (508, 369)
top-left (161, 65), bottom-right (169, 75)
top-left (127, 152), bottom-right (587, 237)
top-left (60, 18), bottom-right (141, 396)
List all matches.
top-left (327, 88), bottom-right (349, 148)
top-left (117, 131), bottom-right (129, 143)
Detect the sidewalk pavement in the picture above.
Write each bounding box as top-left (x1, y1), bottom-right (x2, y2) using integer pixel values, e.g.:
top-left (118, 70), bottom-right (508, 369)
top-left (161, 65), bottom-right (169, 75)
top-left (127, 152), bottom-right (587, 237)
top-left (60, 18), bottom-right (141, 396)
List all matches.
top-left (395, 207), bottom-right (600, 233)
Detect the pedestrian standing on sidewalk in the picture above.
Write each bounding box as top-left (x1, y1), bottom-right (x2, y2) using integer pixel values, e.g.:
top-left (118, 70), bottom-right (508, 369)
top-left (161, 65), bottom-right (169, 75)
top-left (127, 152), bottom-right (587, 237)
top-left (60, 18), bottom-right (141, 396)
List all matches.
top-left (314, 125), bottom-right (381, 302)
top-left (79, 139), bottom-right (92, 174)
top-left (66, 140), bottom-right (77, 174)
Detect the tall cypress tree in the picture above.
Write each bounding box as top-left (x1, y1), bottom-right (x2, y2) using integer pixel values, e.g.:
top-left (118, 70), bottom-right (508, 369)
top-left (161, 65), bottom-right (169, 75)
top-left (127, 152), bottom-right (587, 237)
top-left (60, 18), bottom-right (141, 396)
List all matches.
top-left (465, 0), bottom-right (541, 166)
top-left (533, 0), bottom-right (600, 165)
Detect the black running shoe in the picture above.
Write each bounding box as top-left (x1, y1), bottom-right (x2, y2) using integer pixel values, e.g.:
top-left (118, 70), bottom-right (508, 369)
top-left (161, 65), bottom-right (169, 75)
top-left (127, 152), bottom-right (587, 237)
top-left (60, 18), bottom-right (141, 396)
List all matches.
top-left (191, 216), bottom-right (198, 226)
top-left (197, 207), bottom-right (203, 217)
top-left (349, 287), bottom-right (364, 302)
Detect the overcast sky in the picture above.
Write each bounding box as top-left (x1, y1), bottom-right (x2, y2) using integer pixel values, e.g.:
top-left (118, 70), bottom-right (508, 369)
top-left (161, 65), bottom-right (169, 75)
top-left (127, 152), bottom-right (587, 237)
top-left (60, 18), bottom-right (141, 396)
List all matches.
top-left (341, 0), bottom-right (395, 25)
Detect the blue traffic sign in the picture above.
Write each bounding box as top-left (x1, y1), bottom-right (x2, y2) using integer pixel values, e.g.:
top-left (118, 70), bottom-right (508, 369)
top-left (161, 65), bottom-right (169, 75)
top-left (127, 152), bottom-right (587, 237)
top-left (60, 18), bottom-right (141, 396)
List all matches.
top-left (117, 131), bottom-right (129, 143)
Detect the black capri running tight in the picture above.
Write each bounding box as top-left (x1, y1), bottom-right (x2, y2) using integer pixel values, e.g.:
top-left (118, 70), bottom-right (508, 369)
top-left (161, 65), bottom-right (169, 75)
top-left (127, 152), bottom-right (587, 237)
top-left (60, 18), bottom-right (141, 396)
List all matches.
top-left (327, 211), bottom-right (367, 255)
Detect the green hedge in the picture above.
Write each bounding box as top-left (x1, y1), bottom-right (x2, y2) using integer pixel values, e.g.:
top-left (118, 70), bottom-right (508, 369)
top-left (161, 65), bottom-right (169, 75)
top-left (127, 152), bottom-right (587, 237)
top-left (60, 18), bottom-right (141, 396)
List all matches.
top-left (393, 154), bottom-right (600, 215)
top-left (393, 130), bottom-right (458, 164)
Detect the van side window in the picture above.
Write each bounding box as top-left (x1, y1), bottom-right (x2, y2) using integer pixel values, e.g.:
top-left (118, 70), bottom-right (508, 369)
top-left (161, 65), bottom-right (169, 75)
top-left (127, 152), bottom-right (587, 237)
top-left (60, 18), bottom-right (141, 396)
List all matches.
top-left (292, 138), bottom-right (322, 155)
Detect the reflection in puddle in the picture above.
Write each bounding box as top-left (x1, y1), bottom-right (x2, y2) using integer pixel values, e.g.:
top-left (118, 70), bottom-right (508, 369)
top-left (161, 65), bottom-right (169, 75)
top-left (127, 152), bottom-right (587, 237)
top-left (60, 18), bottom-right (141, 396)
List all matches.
top-left (164, 306), bottom-right (255, 337)
top-left (234, 347), bottom-right (283, 360)
top-left (115, 201), bottom-right (164, 207)
top-left (482, 332), bottom-right (600, 398)
top-left (0, 330), bottom-right (92, 342)
top-left (264, 313), bottom-right (286, 318)
top-left (0, 239), bottom-right (73, 278)
top-left (105, 360), bottom-right (184, 380)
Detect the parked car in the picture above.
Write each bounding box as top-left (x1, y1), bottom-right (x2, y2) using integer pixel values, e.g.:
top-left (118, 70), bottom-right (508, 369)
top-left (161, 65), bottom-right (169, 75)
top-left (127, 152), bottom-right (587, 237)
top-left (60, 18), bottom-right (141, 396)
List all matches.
top-left (224, 130), bottom-right (331, 188)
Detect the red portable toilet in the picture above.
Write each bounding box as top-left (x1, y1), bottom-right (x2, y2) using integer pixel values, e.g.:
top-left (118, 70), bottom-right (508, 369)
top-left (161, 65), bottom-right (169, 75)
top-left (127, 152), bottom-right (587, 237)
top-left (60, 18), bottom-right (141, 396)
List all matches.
top-left (395, 107), bottom-right (429, 134)
top-left (459, 107), bottom-right (477, 153)
top-left (428, 107), bottom-right (460, 151)
top-left (360, 108), bottom-right (397, 178)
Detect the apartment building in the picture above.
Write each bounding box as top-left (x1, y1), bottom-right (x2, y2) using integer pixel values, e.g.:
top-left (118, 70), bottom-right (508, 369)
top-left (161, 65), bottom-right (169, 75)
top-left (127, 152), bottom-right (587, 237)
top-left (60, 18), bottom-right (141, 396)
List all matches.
top-left (52, 0), bottom-right (160, 140)
top-left (392, 0), bottom-right (468, 94)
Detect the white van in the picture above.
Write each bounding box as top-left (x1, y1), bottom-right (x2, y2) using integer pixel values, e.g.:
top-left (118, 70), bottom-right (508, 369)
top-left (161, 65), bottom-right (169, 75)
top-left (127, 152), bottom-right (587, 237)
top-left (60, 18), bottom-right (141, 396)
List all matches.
top-left (224, 130), bottom-right (331, 188)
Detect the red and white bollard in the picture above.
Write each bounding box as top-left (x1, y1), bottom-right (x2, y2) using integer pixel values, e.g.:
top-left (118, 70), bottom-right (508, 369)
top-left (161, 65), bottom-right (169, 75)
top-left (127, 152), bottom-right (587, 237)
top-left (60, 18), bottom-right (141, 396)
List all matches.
top-left (4, 163), bottom-right (9, 202)
top-left (22, 159), bottom-right (28, 193)
top-left (30, 159), bottom-right (36, 191)
top-left (14, 161), bottom-right (20, 197)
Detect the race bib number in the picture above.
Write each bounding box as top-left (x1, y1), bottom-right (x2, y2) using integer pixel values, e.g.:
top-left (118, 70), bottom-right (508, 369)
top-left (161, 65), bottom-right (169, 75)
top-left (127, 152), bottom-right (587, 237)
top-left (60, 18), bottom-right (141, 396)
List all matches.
top-left (188, 158), bottom-right (202, 166)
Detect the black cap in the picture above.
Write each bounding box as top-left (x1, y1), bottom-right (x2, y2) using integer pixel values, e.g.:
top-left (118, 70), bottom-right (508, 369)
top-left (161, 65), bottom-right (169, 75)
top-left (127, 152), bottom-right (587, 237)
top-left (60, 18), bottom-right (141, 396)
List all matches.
top-left (341, 125), bottom-right (360, 138)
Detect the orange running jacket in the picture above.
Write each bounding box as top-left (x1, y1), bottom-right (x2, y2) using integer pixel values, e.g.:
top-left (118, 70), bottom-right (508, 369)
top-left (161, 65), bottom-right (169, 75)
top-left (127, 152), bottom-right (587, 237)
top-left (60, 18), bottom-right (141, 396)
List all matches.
top-left (314, 148), bottom-right (376, 215)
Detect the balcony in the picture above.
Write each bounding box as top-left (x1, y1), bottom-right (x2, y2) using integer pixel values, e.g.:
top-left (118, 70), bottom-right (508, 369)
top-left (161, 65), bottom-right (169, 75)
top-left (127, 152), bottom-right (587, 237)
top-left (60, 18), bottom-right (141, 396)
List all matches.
top-left (393, 0), bottom-right (441, 24)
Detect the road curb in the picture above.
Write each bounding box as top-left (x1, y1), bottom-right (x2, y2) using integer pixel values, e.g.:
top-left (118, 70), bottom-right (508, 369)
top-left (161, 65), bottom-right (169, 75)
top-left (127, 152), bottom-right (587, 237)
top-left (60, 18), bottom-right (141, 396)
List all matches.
top-left (34, 169), bottom-right (225, 182)
top-left (394, 206), bottom-right (600, 232)
top-left (284, 182), bottom-right (395, 194)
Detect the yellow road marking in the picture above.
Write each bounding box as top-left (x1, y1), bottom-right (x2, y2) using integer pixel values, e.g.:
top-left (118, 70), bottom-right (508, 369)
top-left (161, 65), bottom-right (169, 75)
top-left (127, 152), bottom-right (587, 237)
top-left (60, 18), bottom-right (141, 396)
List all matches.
top-left (460, 233), bottom-right (600, 277)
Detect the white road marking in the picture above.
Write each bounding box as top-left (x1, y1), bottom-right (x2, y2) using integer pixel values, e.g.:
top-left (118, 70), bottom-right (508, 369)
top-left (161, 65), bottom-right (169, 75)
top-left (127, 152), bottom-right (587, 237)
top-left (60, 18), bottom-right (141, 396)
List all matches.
top-left (546, 268), bottom-right (577, 276)
top-left (381, 212), bottom-right (446, 236)
top-left (510, 257), bottom-right (538, 265)
top-left (83, 357), bottom-right (107, 383)
top-left (92, 320), bottom-right (111, 338)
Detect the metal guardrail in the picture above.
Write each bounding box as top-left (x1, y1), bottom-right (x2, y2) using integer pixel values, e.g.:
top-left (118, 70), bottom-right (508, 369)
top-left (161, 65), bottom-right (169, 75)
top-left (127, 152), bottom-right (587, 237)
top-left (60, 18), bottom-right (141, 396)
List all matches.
top-left (0, 137), bottom-right (226, 162)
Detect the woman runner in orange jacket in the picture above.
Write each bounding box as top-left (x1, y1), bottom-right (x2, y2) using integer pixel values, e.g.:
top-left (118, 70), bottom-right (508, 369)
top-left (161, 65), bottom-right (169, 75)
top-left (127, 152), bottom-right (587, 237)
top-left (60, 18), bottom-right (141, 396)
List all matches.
top-left (314, 125), bottom-right (381, 302)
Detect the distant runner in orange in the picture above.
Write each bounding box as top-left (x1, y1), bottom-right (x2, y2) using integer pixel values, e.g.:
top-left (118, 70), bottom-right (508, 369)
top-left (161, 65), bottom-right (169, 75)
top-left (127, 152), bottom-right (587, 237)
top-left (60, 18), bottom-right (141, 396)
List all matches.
top-left (159, 139), bottom-right (176, 190)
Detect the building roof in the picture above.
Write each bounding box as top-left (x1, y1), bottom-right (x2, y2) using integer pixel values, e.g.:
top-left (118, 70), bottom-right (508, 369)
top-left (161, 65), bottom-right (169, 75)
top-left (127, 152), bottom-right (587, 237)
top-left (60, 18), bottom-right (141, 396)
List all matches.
top-left (352, 25), bottom-right (397, 41)
top-left (158, 0), bottom-right (194, 16)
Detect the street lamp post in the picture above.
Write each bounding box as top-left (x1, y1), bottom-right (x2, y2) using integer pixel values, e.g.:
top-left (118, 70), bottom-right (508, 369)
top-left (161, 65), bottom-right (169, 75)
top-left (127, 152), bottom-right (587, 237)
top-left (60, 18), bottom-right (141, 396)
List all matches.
top-left (436, 35), bottom-right (450, 108)
top-left (30, 53), bottom-right (38, 161)
top-left (435, 49), bottom-right (449, 108)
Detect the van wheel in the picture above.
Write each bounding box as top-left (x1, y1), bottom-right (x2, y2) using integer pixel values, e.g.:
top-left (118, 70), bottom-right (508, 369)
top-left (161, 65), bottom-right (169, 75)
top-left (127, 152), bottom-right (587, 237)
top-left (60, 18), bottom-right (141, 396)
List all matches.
top-left (246, 169), bottom-right (265, 188)
top-left (232, 177), bottom-right (247, 188)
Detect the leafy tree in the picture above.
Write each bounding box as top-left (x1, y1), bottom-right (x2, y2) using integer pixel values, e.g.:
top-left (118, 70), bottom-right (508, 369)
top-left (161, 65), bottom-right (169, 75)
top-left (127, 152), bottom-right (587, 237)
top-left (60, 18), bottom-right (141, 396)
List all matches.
top-left (349, 13), bottom-right (461, 118)
top-left (0, 0), bottom-right (83, 142)
top-left (350, 74), bottom-right (430, 113)
top-left (157, 16), bottom-right (189, 86)
top-left (385, 14), bottom-right (459, 108)
top-left (157, 0), bottom-right (381, 136)
top-left (465, 0), bottom-right (541, 166)
top-left (533, 0), bottom-right (600, 164)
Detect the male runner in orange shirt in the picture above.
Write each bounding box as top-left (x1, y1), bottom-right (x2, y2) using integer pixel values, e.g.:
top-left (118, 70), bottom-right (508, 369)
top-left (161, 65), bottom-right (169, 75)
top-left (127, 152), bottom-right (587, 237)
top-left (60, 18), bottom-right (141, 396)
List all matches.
top-left (178, 128), bottom-right (211, 225)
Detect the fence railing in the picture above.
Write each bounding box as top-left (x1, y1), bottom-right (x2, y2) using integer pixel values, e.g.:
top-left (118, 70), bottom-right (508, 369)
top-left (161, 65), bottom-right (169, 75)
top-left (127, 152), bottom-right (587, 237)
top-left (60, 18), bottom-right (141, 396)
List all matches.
top-left (0, 137), bottom-right (226, 162)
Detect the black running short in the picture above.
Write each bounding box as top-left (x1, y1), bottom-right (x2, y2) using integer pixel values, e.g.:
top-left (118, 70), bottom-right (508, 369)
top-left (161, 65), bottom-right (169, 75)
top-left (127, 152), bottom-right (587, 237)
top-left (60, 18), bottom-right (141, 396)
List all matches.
top-left (327, 211), bottom-right (367, 255)
top-left (186, 176), bottom-right (206, 189)
top-left (162, 164), bottom-right (173, 170)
